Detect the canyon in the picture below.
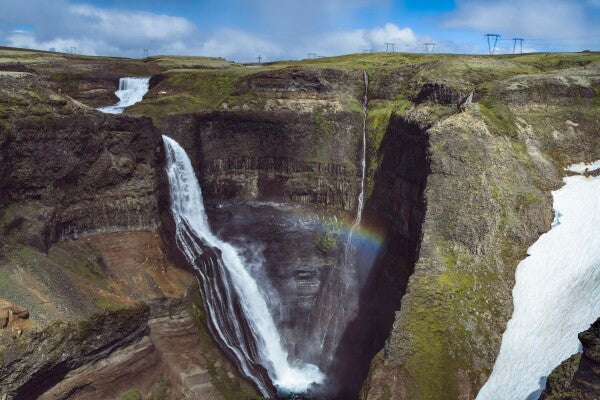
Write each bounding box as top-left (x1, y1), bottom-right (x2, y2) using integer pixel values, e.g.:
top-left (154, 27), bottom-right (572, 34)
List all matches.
top-left (1, 46), bottom-right (600, 399)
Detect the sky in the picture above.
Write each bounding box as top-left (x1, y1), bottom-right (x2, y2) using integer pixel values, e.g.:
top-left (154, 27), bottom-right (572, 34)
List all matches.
top-left (0, 0), bottom-right (598, 61)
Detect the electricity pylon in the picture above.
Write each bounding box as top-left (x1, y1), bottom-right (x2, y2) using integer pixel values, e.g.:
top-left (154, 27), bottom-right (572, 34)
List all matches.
top-left (484, 34), bottom-right (500, 55)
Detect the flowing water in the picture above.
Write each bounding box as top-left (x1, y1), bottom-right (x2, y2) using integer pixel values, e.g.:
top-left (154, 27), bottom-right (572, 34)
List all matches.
top-left (162, 135), bottom-right (324, 397)
top-left (97, 77), bottom-right (150, 114)
top-left (477, 161), bottom-right (600, 400)
top-left (308, 70), bottom-right (370, 365)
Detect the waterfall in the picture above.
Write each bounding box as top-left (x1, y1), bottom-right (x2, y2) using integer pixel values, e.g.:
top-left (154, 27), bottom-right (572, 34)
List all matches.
top-left (353, 70), bottom-right (368, 230)
top-left (308, 70), bottom-right (370, 365)
top-left (97, 77), bottom-right (150, 114)
top-left (477, 161), bottom-right (600, 400)
top-left (162, 135), bottom-right (324, 396)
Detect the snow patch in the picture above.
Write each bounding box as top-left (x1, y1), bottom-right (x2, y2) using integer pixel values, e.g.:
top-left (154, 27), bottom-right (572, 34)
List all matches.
top-left (567, 160), bottom-right (600, 174)
top-left (477, 161), bottom-right (600, 400)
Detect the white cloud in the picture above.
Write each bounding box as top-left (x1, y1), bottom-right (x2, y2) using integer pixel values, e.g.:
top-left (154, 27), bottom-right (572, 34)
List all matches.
top-left (0, 0), bottom-right (197, 57)
top-left (68, 5), bottom-right (195, 43)
top-left (297, 23), bottom-right (425, 58)
top-left (6, 30), bottom-right (106, 55)
top-left (195, 29), bottom-right (284, 61)
top-left (0, 0), bottom-right (430, 61)
top-left (363, 23), bottom-right (420, 51)
top-left (444, 0), bottom-right (595, 39)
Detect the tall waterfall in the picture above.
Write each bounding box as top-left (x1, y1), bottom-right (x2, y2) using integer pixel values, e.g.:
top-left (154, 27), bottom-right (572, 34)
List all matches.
top-left (477, 161), bottom-right (600, 400)
top-left (97, 77), bottom-right (150, 114)
top-left (162, 135), bottom-right (324, 396)
top-left (308, 70), bottom-right (370, 365)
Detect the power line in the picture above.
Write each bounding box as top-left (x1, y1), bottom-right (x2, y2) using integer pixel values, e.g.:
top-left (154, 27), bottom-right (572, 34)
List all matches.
top-left (484, 34), bottom-right (501, 55)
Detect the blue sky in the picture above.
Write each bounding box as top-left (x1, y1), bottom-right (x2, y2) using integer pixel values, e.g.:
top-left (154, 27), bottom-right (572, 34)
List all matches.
top-left (0, 0), bottom-right (598, 61)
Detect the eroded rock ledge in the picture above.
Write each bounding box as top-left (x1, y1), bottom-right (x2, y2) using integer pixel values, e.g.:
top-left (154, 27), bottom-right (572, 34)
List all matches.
top-left (540, 318), bottom-right (600, 400)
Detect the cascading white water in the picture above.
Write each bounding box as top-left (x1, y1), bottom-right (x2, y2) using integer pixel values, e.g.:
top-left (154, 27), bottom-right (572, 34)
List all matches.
top-left (477, 161), bottom-right (600, 400)
top-left (97, 77), bottom-right (150, 114)
top-left (162, 135), bottom-right (324, 396)
top-left (352, 70), bottom-right (368, 230)
top-left (310, 70), bottom-right (370, 363)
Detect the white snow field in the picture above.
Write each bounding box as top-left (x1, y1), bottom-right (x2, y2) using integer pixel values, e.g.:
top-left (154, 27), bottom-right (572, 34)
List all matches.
top-left (477, 161), bottom-right (600, 400)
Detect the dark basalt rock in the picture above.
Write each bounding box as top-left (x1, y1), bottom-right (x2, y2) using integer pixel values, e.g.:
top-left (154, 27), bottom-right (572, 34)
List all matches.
top-left (148, 72), bottom-right (166, 89)
top-left (0, 63), bottom-right (36, 73)
top-left (414, 82), bottom-right (465, 105)
top-left (0, 76), bottom-right (162, 250)
top-left (0, 304), bottom-right (150, 400)
top-left (540, 317), bottom-right (600, 399)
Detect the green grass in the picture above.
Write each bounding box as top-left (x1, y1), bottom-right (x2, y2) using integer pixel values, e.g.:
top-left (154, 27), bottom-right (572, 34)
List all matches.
top-left (48, 242), bottom-right (108, 288)
top-left (117, 388), bottom-right (142, 400)
top-left (127, 68), bottom-right (251, 123)
top-left (147, 55), bottom-right (239, 69)
top-left (152, 377), bottom-right (170, 400)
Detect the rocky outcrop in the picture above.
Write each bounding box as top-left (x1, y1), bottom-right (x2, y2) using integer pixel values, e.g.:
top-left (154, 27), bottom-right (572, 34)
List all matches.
top-left (35, 302), bottom-right (226, 400)
top-left (540, 318), bottom-right (600, 400)
top-left (361, 62), bottom-right (600, 400)
top-left (0, 73), bottom-right (162, 250)
top-left (0, 303), bottom-right (150, 399)
top-left (0, 301), bottom-right (29, 329)
top-left (414, 82), bottom-right (465, 105)
top-left (0, 228), bottom-right (259, 400)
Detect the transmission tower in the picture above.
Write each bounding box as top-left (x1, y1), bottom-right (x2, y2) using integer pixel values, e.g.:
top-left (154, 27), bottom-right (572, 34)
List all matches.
top-left (256, 55), bottom-right (262, 63)
top-left (512, 38), bottom-right (524, 54)
top-left (385, 42), bottom-right (396, 52)
top-left (143, 49), bottom-right (149, 58)
top-left (425, 42), bottom-right (437, 53)
top-left (484, 34), bottom-right (500, 55)
top-left (307, 52), bottom-right (317, 59)
top-left (70, 46), bottom-right (76, 54)
top-left (363, 49), bottom-right (374, 54)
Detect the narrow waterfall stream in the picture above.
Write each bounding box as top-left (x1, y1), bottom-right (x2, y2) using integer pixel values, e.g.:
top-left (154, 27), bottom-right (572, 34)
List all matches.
top-left (477, 161), bottom-right (600, 400)
top-left (308, 70), bottom-right (370, 365)
top-left (162, 136), bottom-right (324, 397)
top-left (97, 77), bottom-right (150, 114)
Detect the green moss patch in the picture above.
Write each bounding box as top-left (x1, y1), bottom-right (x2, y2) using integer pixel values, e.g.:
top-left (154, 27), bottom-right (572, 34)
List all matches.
top-left (117, 388), bottom-right (142, 400)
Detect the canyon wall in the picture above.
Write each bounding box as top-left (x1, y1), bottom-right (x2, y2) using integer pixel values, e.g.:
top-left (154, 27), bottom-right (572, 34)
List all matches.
top-left (540, 318), bottom-right (600, 400)
top-left (0, 56), bottom-right (260, 400)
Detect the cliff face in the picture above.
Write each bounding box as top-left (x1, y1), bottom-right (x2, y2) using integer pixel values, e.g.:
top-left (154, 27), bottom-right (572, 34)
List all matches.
top-left (151, 67), bottom-right (364, 211)
top-left (0, 72), bottom-right (161, 250)
top-left (360, 60), bottom-right (600, 400)
top-left (541, 318), bottom-right (600, 400)
top-left (0, 58), bottom-right (261, 400)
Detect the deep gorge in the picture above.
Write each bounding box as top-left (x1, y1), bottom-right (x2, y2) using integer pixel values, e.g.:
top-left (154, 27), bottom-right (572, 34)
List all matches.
top-left (1, 49), bottom-right (600, 400)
